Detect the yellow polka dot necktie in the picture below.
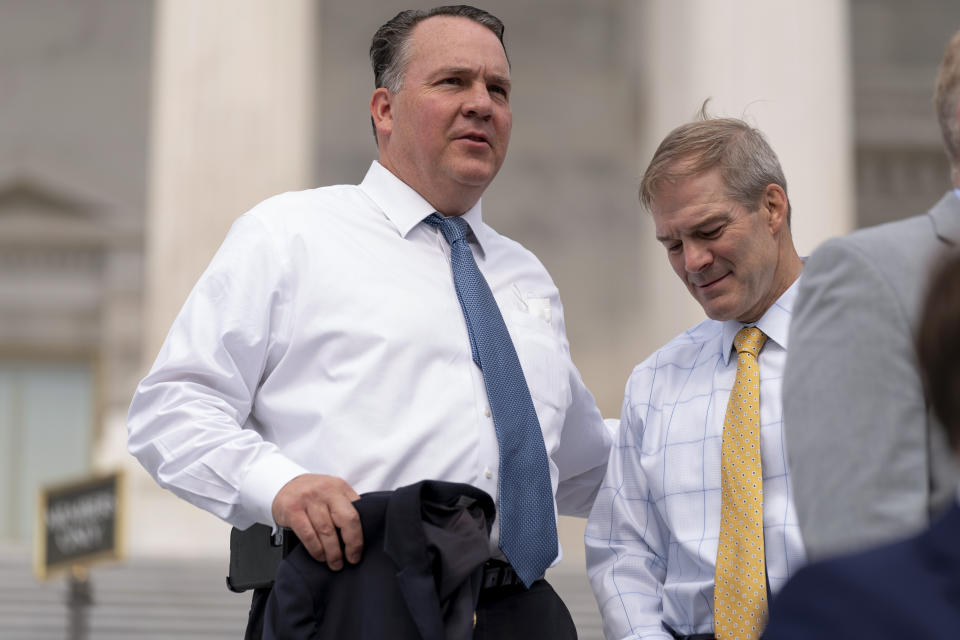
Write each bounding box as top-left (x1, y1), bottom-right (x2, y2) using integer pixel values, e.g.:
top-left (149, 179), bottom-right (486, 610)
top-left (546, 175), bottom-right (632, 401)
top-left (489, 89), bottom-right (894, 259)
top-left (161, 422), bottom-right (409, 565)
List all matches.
top-left (714, 326), bottom-right (768, 640)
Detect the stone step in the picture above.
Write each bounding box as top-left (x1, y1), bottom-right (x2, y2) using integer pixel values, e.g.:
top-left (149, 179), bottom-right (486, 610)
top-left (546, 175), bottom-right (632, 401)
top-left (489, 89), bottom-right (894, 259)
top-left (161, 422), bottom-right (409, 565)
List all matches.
top-left (0, 542), bottom-right (604, 639)
top-left (0, 543), bottom-right (248, 640)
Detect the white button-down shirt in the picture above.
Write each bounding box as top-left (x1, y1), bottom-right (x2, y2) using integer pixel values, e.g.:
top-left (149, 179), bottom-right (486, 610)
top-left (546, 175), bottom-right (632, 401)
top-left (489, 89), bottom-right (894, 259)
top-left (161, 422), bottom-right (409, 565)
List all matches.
top-left (585, 280), bottom-right (806, 639)
top-left (128, 161), bottom-right (614, 560)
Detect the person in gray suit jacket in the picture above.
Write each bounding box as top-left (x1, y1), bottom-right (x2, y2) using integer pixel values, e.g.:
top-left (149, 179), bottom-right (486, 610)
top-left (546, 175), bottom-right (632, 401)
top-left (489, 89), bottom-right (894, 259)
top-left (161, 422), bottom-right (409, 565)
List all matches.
top-left (764, 252), bottom-right (960, 640)
top-left (783, 29), bottom-right (960, 561)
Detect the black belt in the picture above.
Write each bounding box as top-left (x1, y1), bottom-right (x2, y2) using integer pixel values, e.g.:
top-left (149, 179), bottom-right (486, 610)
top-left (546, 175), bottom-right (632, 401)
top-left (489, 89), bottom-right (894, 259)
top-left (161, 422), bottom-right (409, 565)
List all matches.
top-left (480, 559), bottom-right (527, 591)
top-left (662, 621), bottom-right (716, 640)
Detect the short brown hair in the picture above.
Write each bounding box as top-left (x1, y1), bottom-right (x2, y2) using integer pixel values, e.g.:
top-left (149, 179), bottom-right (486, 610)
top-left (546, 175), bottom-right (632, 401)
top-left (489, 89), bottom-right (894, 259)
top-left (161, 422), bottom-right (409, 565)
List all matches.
top-left (934, 30), bottom-right (960, 167)
top-left (370, 5), bottom-right (506, 93)
top-left (917, 252), bottom-right (960, 448)
top-left (639, 106), bottom-right (791, 224)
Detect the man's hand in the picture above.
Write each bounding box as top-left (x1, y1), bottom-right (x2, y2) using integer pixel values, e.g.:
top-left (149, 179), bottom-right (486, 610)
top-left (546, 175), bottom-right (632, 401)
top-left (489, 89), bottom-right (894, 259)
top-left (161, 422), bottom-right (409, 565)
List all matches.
top-left (271, 474), bottom-right (362, 570)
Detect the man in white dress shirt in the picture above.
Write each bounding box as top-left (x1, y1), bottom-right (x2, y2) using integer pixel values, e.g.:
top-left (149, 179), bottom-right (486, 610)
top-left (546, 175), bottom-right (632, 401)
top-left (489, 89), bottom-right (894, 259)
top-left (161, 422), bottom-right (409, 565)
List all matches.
top-left (127, 5), bottom-right (613, 638)
top-left (585, 115), bottom-right (806, 640)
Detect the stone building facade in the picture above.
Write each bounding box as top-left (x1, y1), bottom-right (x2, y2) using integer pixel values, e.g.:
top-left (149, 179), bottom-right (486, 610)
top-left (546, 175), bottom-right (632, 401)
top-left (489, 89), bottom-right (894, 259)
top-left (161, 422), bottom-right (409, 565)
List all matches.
top-left (1, 0), bottom-right (957, 621)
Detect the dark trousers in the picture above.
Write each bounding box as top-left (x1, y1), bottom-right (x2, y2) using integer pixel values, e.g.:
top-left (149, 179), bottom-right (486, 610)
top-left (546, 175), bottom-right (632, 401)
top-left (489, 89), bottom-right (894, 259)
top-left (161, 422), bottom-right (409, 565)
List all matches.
top-left (245, 579), bottom-right (577, 640)
top-left (244, 587), bottom-right (269, 640)
top-left (473, 579), bottom-right (577, 640)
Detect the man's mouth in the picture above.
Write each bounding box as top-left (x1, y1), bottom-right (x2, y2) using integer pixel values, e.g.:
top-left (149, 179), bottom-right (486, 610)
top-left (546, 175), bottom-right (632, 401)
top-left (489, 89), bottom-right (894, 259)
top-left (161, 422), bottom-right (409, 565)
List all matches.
top-left (695, 273), bottom-right (729, 289)
top-left (458, 133), bottom-right (489, 145)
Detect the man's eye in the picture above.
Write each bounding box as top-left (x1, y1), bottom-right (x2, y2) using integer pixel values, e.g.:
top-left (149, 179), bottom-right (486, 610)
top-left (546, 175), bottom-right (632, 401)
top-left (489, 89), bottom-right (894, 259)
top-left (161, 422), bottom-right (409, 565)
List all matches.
top-left (701, 226), bottom-right (722, 238)
top-left (667, 242), bottom-right (682, 254)
top-left (441, 77), bottom-right (462, 85)
top-left (489, 85), bottom-right (507, 96)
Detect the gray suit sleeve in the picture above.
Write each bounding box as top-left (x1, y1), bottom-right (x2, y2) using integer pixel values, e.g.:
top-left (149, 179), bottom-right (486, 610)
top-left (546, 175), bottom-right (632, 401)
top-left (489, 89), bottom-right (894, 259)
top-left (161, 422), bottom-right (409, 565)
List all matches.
top-left (784, 238), bottom-right (931, 560)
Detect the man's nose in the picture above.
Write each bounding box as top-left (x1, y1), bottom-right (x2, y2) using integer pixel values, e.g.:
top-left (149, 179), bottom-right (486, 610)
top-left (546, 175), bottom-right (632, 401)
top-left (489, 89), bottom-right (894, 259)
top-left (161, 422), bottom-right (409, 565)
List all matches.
top-left (462, 84), bottom-right (493, 119)
top-left (684, 242), bottom-right (712, 273)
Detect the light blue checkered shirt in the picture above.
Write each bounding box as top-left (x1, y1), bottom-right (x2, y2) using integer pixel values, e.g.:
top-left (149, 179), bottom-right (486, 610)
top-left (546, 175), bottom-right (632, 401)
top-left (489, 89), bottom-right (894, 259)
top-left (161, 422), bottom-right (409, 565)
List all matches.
top-left (586, 278), bottom-right (807, 640)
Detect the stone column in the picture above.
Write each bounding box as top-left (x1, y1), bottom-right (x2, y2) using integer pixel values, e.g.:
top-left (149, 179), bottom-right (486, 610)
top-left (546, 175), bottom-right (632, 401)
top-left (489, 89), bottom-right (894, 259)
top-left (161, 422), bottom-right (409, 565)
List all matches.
top-left (632, 0), bottom-right (854, 352)
top-left (145, 0), bottom-right (317, 355)
top-left (131, 0), bottom-right (317, 557)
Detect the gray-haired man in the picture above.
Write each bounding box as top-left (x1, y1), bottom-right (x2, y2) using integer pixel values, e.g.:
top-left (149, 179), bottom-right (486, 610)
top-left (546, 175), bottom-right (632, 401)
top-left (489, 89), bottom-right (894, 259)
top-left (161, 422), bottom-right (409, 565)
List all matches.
top-left (587, 114), bottom-right (806, 640)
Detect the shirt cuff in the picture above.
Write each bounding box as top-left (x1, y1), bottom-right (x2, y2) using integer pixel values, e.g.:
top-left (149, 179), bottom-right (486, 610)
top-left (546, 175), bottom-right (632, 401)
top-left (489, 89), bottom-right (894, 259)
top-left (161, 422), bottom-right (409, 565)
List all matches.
top-left (238, 451), bottom-right (311, 533)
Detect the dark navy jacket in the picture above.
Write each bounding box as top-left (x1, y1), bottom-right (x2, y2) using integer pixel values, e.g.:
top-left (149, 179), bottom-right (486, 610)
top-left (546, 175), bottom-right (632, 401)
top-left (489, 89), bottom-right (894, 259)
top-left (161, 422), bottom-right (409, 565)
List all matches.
top-left (763, 502), bottom-right (960, 639)
top-left (263, 480), bottom-right (495, 640)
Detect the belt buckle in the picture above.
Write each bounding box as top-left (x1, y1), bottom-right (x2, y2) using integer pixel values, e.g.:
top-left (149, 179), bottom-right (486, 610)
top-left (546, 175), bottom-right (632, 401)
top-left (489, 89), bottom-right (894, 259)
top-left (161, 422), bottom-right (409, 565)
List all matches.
top-left (482, 560), bottom-right (513, 590)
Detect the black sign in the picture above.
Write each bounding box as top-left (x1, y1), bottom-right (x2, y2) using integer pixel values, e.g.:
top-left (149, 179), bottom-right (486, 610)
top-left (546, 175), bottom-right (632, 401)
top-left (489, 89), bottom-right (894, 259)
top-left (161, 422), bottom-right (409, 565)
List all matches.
top-left (37, 472), bottom-right (124, 579)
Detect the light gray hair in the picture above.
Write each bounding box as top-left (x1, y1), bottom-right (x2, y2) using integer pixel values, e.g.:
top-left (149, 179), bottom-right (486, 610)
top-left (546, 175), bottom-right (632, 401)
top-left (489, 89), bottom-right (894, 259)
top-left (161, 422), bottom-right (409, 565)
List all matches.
top-left (639, 104), bottom-right (791, 225)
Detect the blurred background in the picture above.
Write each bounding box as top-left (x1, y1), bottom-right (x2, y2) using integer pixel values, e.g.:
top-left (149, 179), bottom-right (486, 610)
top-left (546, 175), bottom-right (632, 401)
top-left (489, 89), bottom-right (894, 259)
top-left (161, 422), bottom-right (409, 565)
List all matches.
top-left (1, 0), bottom-right (958, 637)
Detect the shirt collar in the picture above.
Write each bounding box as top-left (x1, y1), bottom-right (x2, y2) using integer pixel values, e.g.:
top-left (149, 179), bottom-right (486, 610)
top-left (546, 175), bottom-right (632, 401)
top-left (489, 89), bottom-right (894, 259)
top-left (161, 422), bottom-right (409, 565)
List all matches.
top-left (720, 274), bottom-right (802, 365)
top-left (359, 161), bottom-right (490, 254)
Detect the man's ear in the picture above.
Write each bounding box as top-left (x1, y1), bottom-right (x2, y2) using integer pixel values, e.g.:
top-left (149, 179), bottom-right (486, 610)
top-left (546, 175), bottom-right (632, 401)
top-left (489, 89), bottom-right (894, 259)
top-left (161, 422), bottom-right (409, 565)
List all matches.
top-left (370, 88), bottom-right (393, 139)
top-left (762, 183), bottom-right (789, 233)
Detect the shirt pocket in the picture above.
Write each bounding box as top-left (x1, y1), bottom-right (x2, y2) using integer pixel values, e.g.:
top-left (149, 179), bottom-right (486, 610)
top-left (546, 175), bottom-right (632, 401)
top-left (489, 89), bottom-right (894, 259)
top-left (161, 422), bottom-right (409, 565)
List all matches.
top-left (506, 309), bottom-right (573, 417)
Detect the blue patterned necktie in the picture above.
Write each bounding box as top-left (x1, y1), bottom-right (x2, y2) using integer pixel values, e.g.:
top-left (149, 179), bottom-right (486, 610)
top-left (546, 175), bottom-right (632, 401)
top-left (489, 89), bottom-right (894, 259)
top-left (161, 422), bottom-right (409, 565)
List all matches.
top-left (425, 213), bottom-right (557, 587)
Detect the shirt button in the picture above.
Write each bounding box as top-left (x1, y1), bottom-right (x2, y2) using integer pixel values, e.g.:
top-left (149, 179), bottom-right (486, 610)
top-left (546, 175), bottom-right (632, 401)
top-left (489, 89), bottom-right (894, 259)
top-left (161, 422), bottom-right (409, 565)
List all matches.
top-left (484, 407), bottom-right (491, 418)
top-left (484, 468), bottom-right (493, 479)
